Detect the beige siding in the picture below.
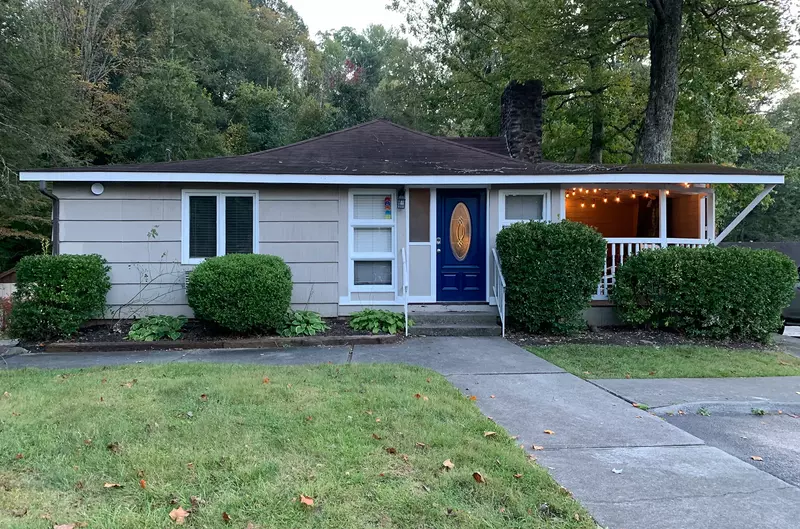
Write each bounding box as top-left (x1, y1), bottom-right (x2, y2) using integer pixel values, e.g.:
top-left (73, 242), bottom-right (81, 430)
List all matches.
top-left (54, 182), bottom-right (343, 318)
top-left (409, 245), bottom-right (432, 297)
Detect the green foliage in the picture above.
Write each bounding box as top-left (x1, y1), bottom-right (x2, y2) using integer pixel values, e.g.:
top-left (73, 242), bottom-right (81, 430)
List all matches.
top-left (187, 254), bottom-right (292, 334)
top-left (349, 309), bottom-right (410, 335)
top-left (279, 310), bottom-right (328, 337)
top-left (496, 220), bottom-right (607, 334)
top-left (8, 254), bottom-right (111, 340)
top-left (127, 315), bottom-right (187, 342)
top-left (612, 246), bottom-right (797, 342)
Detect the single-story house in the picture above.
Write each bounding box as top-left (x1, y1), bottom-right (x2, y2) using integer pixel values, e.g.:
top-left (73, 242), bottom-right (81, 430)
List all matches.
top-left (21, 81), bottom-right (783, 328)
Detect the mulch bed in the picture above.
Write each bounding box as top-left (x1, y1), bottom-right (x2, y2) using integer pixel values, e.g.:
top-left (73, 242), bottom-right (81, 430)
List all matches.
top-left (20, 318), bottom-right (381, 353)
top-left (507, 327), bottom-right (770, 350)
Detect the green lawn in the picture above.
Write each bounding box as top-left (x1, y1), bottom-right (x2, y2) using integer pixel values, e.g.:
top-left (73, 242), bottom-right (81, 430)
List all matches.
top-left (0, 363), bottom-right (592, 529)
top-left (528, 344), bottom-right (800, 379)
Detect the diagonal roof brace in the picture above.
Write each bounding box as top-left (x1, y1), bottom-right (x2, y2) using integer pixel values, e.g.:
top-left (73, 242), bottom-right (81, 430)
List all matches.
top-left (714, 184), bottom-right (776, 244)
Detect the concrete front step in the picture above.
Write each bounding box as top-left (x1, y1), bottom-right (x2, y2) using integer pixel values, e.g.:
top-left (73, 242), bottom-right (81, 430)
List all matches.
top-left (409, 312), bottom-right (499, 326)
top-left (409, 323), bottom-right (502, 337)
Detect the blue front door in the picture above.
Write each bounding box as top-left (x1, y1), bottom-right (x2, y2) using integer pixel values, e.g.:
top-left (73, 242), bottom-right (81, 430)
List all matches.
top-left (436, 189), bottom-right (487, 302)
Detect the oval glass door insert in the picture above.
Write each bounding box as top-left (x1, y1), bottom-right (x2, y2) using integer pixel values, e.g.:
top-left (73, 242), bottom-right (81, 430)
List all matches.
top-left (449, 202), bottom-right (472, 261)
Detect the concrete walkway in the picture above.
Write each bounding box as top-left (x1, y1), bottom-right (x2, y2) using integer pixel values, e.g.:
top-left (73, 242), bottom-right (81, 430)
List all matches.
top-left (4, 337), bottom-right (800, 528)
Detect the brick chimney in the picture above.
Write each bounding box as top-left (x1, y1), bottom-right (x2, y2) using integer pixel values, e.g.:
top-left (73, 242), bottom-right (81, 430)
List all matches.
top-left (501, 80), bottom-right (543, 163)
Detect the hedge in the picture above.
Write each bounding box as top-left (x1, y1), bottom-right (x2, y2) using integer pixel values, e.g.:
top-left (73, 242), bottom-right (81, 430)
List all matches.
top-left (612, 245), bottom-right (797, 342)
top-left (496, 220), bottom-right (607, 334)
top-left (187, 253), bottom-right (292, 333)
top-left (8, 254), bottom-right (111, 340)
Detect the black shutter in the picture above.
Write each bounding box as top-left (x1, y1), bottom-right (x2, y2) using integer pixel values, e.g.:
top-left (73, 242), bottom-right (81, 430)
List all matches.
top-left (189, 196), bottom-right (217, 258)
top-left (225, 196), bottom-right (254, 254)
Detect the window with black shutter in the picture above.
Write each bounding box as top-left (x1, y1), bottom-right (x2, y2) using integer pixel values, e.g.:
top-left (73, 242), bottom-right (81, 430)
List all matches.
top-left (182, 191), bottom-right (257, 263)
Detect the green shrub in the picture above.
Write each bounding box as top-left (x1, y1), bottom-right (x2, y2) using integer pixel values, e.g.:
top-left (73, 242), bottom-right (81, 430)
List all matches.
top-left (279, 310), bottom-right (328, 337)
top-left (8, 254), bottom-right (111, 340)
top-left (496, 220), bottom-right (607, 334)
top-left (127, 315), bottom-right (187, 341)
top-left (612, 246), bottom-right (796, 342)
top-left (350, 309), bottom-right (411, 334)
top-left (187, 254), bottom-right (292, 333)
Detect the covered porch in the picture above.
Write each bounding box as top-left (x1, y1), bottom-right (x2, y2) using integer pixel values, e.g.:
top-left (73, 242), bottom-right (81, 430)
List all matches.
top-left (561, 184), bottom-right (715, 300)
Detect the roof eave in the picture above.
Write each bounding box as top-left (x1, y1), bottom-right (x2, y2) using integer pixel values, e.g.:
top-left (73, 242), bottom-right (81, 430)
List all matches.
top-left (19, 171), bottom-right (784, 185)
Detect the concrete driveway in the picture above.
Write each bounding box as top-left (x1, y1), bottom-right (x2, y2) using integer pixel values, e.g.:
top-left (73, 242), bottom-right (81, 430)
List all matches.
top-left (593, 375), bottom-right (800, 492)
top-left (4, 338), bottom-right (800, 529)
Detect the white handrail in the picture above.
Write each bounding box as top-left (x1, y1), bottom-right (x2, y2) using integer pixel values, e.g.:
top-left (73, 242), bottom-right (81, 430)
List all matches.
top-left (401, 247), bottom-right (409, 336)
top-left (491, 248), bottom-right (506, 337)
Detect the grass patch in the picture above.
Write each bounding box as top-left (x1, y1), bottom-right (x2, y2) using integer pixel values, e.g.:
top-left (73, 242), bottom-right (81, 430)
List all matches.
top-left (0, 363), bottom-right (592, 528)
top-left (528, 344), bottom-right (800, 379)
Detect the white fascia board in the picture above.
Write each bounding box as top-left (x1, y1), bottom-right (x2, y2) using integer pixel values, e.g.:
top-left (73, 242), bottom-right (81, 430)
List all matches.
top-left (20, 171), bottom-right (785, 185)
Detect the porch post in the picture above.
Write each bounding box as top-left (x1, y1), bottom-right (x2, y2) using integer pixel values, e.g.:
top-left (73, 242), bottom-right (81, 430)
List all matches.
top-left (705, 191), bottom-right (716, 242)
top-left (659, 187), bottom-right (668, 247)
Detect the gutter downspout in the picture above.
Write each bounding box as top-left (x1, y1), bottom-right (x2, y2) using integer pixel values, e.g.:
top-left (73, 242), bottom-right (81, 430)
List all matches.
top-left (38, 181), bottom-right (59, 254)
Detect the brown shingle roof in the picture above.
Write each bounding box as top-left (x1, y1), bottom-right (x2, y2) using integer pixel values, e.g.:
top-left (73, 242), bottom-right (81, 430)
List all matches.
top-left (27, 120), bottom-right (777, 176)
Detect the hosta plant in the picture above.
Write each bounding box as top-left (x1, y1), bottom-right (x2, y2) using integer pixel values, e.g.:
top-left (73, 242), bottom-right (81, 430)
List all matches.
top-left (127, 315), bottom-right (188, 341)
top-left (279, 310), bottom-right (328, 337)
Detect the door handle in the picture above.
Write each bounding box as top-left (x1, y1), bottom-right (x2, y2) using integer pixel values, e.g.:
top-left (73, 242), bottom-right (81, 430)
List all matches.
top-left (436, 237), bottom-right (442, 253)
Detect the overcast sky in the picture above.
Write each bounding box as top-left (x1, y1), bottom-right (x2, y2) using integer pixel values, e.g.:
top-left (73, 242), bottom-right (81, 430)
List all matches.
top-left (287, 0), bottom-right (799, 91)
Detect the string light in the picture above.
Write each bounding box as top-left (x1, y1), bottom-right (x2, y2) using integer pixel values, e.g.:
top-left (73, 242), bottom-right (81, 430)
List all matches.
top-left (603, 197), bottom-right (608, 203)
top-left (665, 190), bottom-right (670, 195)
top-left (644, 192), bottom-right (650, 198)
top-left (593, 188), bottom-right (598, 193)
top-left (615, 195), bottom-right (621, 203)
top-left (591, 202), bottom-right (596, 208)
top-left (631, 192), bottom-right (636, 199)
top-left (580, 202), bottom-right (585, 208)
top-left (579, 188), bottom-right (584, 192)
top-left (571, 191), bottom-right (576, 196)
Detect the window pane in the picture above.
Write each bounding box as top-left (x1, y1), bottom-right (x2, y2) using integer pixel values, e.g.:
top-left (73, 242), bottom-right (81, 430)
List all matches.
top-left (354, 194), bottom-right (392, 220)
top-left (506, 195), bottom-right (543, 221)
top-left (354, 261), bottom-right (392, 285)
top-left (189, 196), bottom-right (217, 258)
top-left (354, 227), bottom-right (392, 253)
top-left (409, 189), bottom-right (430, 242)
top-left (225, 196), bottom-right (254, 254)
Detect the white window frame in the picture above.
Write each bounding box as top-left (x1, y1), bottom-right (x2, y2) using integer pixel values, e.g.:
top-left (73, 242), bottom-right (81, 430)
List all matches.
top-left (499, 189), bottom-right (551, 228)
top-left (181, 189), bottom-right (260, 265)
top-left (348, 189), bottom-right (397, 293)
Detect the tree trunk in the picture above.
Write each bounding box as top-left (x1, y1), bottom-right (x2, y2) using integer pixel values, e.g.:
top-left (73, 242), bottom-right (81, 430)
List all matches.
top-left (640, 0), bottom-right (682, 164)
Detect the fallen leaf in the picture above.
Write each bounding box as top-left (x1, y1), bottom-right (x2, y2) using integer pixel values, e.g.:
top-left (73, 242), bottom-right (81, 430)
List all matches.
top-left (372, 433), bottom-right (382, 440)
top-left (83, 439), bottom-right (92, 446)
top-left (286, 384), bottom-right (292, 388)
top-left (443, 459), bottom-right (454, 470)
top-left (299, 494), bottom-right (314, 507)
top-left (574, 513), bottom-right (581, 521)
top-left (107, 442), bottom-right (120, 453)
top-left (100, 397), bottom-right (104, 402)
top-left (2, 391), bottom-right (9, 398)
top-left (511, 435), bottom-right (519, 440)
top-left (469, 395), bottom-right (477, 401)
top-left (169, 507), bottom-right (189, 524)
top-left (513, 473), bottom-right (522, 479)
top-left (190, 496), bottom-right (202, 509)
top-left (648, 371), bottom-right (656, 376)
top-left (305, 416), bottom-right (313, 421)
top-left (611, 468), bottom-right (623, 474)
top-left (401, 454), bottom-right (409, 462)
top-left (54, 525), bottom-right (76, 529)
top-left (74, 481), bottom-right (84, 490)
top-left (187, 462), bottom-right (194, 469)
top-left (137, 469), bottom-right (145, 478)
top-left (779, 360), bottom-right (789, 366)
top-left (386, 447), bottom-right (397, 454)
top-left (414, 393), bottom-right (422, 399)
top-left (423, 396), bottom-right (429, 401)
top-left (490, 395), bottom-right (495, 399)
top-left (426, 378), bottom-right (431, 383)
top-left (121, 379), bottom-right (137, 388)
top-left (483, 431), bottom-right (497, 437)
top-left (11, 507), bottom-right (27, 517)
top-left (415, 442), bottom-right (426, 449)
top-left (375, 418), bottom-right (381, 422)
top-left (15, 453), bottom-right (23, 459)
top-left (625, 374), bottom-right (631, 379)
top-left (262, 377), bottom-right (270, 384)
top-left (101, 378), bottom-right (107, 384)
top-left (139, 479), bottom-right (146, 489)
top-left (751, 456), bottom-right (764, 461)
top-left (499, 507), bottom-right (505, 513)
top-left (103, 483), bottom-right (122, 488)
top-left (472, 472), bottom-right (485, 483)
top-left (631, 402), bottom-right (639, 407)
top-left (532, 445), bottom-right (544, 451)
top-left (543, 429), bottom-right (555, 435)
top-left (222, 512), bottom-right (231, 523)
top-left (200, 394), bottom-right (208, 401)
top-left (246, 524), bottom-right (257, 529)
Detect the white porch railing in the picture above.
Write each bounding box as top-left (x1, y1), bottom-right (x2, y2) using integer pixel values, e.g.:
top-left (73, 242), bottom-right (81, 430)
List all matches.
top-left (594, 238), bottom-right (710, 300)
top-left (401, 247), bottom-right (409, 336)
top-left (491, 248), bottom-right (507, 337)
